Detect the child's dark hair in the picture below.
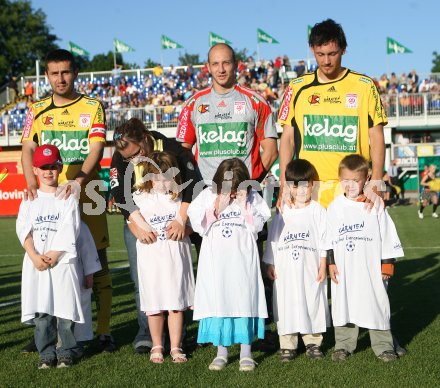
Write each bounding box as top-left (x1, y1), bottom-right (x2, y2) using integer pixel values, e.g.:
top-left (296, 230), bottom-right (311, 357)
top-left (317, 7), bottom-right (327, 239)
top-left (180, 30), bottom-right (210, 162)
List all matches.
top-left (285, 159), bottom-right (319, 185)
top-left (338, 154), bottom-right (369, 178)
top-left (137, 151), bottom-right (181, 200)
top-left (309, 19), bottom-right (347, 51)
top-left (212, 158), bottom-right (250, 194)
top-left (45, 49), bottom-right (78, 72)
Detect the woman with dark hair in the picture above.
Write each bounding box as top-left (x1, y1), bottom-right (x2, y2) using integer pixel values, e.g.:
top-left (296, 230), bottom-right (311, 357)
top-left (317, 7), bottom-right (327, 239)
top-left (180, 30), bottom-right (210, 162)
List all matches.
top-left (110, 118), bottom-right (200, 355)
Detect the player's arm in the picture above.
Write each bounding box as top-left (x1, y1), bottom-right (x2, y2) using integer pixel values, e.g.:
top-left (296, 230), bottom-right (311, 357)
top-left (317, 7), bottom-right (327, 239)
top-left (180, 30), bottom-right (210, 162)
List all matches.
top-left (277, 124), bottom-right (295, 208)
top-left (259, 137), bottom-right (278, 178)
top-left (75, 141), bottom-right (104, 186)
top-left (369, 124), bottom-right (385, 182)
top-left (21, 140), bottom-right (38, 200)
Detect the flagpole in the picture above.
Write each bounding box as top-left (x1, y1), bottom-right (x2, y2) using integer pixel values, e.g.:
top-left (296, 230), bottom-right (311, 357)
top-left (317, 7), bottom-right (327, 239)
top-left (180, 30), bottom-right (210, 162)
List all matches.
top-left (113, 48), bottom-right (117, 70)
top-left (161, 47), bottom-right (164, 67)
top-left (257, 43), bottom-right (260, 62)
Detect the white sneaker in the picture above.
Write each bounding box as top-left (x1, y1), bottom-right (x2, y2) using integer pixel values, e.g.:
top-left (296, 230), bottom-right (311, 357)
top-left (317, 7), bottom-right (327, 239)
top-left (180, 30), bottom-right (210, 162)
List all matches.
top-left (418, 211), bottom-right (424, 219)
top-left (433, 212), bottom-right (439, 218)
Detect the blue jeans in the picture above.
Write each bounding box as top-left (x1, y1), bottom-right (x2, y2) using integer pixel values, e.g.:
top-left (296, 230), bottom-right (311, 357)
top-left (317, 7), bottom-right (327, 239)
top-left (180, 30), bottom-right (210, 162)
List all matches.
top-left (124, 222), bottom-right (152, 348)
top-left (34, 313), bottom-right (77, 360)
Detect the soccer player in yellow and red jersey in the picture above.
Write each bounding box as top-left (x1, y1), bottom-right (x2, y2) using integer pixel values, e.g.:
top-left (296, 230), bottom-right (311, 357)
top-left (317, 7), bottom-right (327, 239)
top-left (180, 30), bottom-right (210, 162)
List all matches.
top-left (278, 19), bottom-right (386, 208)
top-left (21, 49), bottom-right (115, 353)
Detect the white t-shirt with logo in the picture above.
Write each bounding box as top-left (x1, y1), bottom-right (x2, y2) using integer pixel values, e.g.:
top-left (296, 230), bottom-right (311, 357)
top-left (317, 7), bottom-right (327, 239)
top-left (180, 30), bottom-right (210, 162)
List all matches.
top-left (264, 201), bottom-right (330, 335)
top-left (324, 195), bottom-right (404, 330)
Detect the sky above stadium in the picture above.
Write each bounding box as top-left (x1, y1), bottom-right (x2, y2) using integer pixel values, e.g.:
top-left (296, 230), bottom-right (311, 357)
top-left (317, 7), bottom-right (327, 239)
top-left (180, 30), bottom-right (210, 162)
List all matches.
top-left (32, 0), bottom-right (438, 79)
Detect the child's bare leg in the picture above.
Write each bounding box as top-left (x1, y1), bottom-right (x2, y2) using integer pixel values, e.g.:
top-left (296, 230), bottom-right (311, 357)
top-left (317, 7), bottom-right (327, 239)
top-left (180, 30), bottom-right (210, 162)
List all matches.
top-left (148, 313), bottom-right (164, 363)
top-left (168, 311), bottom-right (186, 363)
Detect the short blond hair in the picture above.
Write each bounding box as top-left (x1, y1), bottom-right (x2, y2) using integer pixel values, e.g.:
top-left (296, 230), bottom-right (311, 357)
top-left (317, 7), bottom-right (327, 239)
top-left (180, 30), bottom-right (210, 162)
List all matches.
top-left (338, 154), bottom-right (369, 178)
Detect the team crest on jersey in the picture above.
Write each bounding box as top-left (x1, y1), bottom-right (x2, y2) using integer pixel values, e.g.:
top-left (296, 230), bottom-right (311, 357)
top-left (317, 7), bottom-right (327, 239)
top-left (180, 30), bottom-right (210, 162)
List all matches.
top-left (308, 94), bottom-right (320, 105)
top-left (79, 114), bottom-right (91, 128)
top-left (234, 101), bottom-right (246, 115)
top-left (197, 104), bottom-right (209, 113)
top-left (346, 94), bottom-right (358, 108)
top-left (42, 115), bottom-right (54, 126)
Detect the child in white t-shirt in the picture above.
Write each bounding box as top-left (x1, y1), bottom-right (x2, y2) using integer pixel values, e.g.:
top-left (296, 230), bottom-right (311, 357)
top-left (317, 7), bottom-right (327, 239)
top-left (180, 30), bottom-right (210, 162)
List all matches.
top-left (131, 151), bottom-right (194, 364)
top-left (325, 154), bottom-right (404, 362)
top-left (188, 158), bottom-right (271, 372)
top-left (17, 145), bottom-right (82, 369)
top-left (264, 159), bottom-right (329, 362)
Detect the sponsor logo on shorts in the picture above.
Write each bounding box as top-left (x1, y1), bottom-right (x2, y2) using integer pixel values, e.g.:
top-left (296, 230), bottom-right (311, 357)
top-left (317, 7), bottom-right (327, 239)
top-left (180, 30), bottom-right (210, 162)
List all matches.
top-left (234, 101), bottom-right (246, 115)
top-left (198, 104), bottom-right (209, 113)
top-left (303, 115), bottom-right (358, 153)
top-left (79, 114), bottom-right (91, 128)
top-left (279, 85), bottom-right (293, 121)
top-left (308, 94), bottom-right (320, 105)
top-left (346, 94), bottom-right (358, 108)
top-left (197, 122), bottom-right (248, 158)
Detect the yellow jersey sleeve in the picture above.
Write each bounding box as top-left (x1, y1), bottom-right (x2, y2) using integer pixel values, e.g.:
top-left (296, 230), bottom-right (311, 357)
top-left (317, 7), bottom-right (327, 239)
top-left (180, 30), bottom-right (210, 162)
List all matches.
top-left (89, 101), bottom-right (107, 144)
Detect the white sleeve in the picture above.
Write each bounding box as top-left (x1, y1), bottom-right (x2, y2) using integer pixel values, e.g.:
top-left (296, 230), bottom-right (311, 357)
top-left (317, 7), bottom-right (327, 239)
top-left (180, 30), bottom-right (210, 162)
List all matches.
top-left (262, 212), bottom-right (284, 265)
top-left (244, 190), bottom-right (271, 234)
top-left (77, 222), bottom-right (101, 276)
top-left (16, 199), bottom-right (32, 246)
top-left (322, 203), bottom-right (336, 251)
top-left (50, 196), bottom-right (80, 255)
top-left (316, 205), bottom-right (328, 257)
top-left (187, 188), bottom-right (216, 236)
top-left (379, 209), bottom-right (405, 259)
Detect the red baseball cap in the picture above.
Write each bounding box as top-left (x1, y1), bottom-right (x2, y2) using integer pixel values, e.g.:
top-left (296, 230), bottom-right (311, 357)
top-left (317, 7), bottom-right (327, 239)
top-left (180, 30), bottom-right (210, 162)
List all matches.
top-left (32, 144), bottom-right (63, 168)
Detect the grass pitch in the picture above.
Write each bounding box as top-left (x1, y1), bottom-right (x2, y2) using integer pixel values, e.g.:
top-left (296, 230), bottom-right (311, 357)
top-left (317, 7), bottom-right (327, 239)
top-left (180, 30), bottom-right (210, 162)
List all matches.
top-left (0, 205), bottom-right (439, 387)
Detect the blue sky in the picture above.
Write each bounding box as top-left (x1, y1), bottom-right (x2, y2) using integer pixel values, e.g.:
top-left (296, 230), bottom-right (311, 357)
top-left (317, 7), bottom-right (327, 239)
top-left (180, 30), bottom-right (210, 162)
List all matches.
top-left (32, 0), bottom-right (439, 79)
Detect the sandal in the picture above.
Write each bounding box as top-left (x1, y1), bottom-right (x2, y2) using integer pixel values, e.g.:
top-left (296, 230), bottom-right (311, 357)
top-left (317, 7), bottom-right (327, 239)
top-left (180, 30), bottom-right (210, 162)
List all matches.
top-left (149, 346), bottom-right (164, 364)
top-left (239, 357), bottom-right (257, 372)
top-left (208, 356), bottom-right (228, 371)
top-left (279, 348), bottom-right (297, 362)
top-left (305, 344), bottom-right (324, 359)
top-left (170, 347), bottom-right (187, 363)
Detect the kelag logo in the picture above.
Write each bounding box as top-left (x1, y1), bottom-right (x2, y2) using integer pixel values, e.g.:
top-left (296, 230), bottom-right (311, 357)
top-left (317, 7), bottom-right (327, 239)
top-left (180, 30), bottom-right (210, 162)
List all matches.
top-left (41, 130), bottom-right (89, 164)
top-left (303, 115), bottom-right (358, 153)
top-left (197, 122), bottom-right (248, 158)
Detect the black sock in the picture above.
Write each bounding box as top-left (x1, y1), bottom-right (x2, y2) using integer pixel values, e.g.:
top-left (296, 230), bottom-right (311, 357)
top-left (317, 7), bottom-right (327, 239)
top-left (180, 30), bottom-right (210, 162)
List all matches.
top-left (419, 205), bottom-right (425, 213)
top-left (434, 204), bottom-right (438, 213)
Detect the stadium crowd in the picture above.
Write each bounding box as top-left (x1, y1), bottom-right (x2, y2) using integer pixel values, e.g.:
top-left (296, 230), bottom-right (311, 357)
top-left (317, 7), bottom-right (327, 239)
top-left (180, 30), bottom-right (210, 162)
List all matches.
top-left (2, 56), bottom-right (440, 136)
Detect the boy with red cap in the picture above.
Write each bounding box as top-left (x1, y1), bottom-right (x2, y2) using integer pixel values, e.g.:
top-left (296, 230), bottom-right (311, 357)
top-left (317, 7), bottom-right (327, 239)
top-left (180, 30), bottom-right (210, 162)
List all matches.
top-left (17, 144), bottom-right (83, 369)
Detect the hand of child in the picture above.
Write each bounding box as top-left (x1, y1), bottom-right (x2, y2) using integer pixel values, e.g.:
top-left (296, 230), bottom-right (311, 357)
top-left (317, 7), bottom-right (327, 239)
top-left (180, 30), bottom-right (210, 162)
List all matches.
top-left (329, 264), bottom-right (339, 284)
top-left (84, 274), bottom-right (94, 289)
top-left (31, 254), bottom-right (50, 271)
top-left (215, 193), bottom-right (231, 216)
top-left (316, 264), bottom-right (327, 283)
top-left (43, 250), bottom-right (60, 267)
top-left (266, 264), bottom-right (277, 280)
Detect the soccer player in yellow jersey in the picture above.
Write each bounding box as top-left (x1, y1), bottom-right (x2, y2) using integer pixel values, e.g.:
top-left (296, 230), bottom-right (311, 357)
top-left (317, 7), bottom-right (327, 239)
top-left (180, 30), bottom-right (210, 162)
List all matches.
top-left (278, 19), bottom-right (386, 208)
top-left (21, 49), bottom-right (115, 353)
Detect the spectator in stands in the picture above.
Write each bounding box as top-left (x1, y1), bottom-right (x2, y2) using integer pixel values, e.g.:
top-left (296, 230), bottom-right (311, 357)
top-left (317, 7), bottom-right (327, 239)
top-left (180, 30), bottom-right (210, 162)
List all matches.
top-left (24, 80), bottom-right (34, 102)
top-left (247, 56), bottom-right (257, 79)
top-left (399, 73), bottom-right (408, 91)
top-left (408, 69), bottom-right (419, 86)
top-left (282, 55), bottom-right (291, 71)
top-left (153, 64), bottom-right (164, 77)
top-left (378, 74), bottom-right (389, 94)
top-left (418, 78), bottom-right (429, 93)
top-left (8, 76), bottom-right (19, 103)
top-left (294, 60), bottom-right (306, 77)
top-left (389, 72), bottom-right (399, 88)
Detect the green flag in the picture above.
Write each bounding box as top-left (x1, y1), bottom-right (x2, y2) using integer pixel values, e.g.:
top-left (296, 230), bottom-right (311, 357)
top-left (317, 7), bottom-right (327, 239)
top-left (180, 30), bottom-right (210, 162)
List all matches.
top-left (307, 25), bottom-right (313, 39)
top-left (68, 41), bottom-right (89, 57)
top-left (161, 35), bottom-right (183, 49)
top-left (257, 28), bottom-right (279, 44)
top-left (209, 32), bottom-right (232, 47)
top-left (113, 38), bottom-right (135, 53)
top-left (387, 37), bottom-right (412, 54)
